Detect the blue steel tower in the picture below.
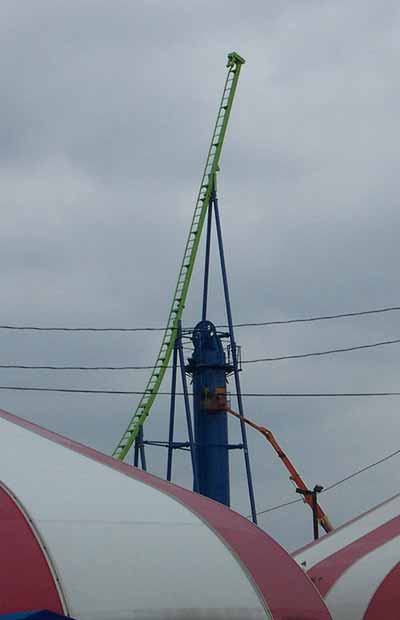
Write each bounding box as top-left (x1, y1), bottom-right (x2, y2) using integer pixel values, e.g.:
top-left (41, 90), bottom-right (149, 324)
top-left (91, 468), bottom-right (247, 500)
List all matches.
top-left (139, 180), bottom-right (258, 523)
top-left (187, 321), bottom-right (231, 506)
top-left (137, 181), bottom-right (258, 523)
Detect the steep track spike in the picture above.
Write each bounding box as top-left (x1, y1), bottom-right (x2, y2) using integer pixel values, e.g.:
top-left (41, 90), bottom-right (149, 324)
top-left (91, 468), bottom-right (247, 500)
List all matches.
top-left (113, 52), bottom-right (245, 461)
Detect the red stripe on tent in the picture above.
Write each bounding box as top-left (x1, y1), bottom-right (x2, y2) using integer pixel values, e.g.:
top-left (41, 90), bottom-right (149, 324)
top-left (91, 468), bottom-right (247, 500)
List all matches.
top-left (308, 515), bottom-right (400, 597)
top-left (364, 562), bottom-right (400, 620)
top-left (0, 483), bottom-right (64, 615)
top-left (0, 409), bottom-right (330, 620)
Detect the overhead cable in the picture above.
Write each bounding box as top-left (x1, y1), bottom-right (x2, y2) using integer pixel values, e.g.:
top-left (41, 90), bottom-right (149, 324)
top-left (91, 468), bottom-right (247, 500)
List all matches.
top-left (234, 305), bottom-right (400, 327)
top-left (255, 498), bottom-right (303, 515)
top-left (242, 337), bottom-right (400, 363)
top-left (1, 385), bottom-right (400, 396)
top-left (256, 446), bottom-right (400, 517)
top-left (2, 335), bottom-right (400, 371)
top-left (0, 364), bottom-right (157, 370)
top-left (1, 304), bottom-right (400, 332)
top-left (323, 447), bottom-right (400, 492)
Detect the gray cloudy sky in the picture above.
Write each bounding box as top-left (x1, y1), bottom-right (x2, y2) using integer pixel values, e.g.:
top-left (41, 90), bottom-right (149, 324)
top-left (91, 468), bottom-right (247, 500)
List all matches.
top-left (1, 0), bottom-right (400, 551)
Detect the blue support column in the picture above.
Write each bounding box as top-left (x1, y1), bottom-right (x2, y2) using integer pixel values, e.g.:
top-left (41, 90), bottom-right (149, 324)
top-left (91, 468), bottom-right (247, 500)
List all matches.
top-left (177, 321), bottom-right (199, 492)
top-left (188, 320), bottom-right (230, 506)
top-left (139, 426), bottom-right (147, 471)
top-left (212, 189), bottom-right (258, 523)
top-left (134, 427), bottom-right (147, 470)
top-left (166, 341), bottom-right (178, 481)
top-left (202, 200), bottom-right (213, 322)
top-left (133, 435), bottom-right (139, 467)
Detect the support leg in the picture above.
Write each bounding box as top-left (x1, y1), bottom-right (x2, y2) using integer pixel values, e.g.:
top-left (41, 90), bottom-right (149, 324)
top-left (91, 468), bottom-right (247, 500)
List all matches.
top-left (213, 190), bottom-right (258, 523)
top-left (139, 426), bottom-right (147, 471)
top-left (166, 342), bottom-right (178, 481)
top-left (202, 201), bottom-right (213, 322)
top-left (177, 321), bottom-right (199, 492)
top-left (133, 436), bottom-right (139, 467)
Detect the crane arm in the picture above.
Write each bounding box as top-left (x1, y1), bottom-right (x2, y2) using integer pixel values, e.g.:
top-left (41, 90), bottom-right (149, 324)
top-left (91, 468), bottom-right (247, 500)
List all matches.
top-left (225, 406), bottom-right (333, 533)
top-left (113, 53), bottom-right (246, 461)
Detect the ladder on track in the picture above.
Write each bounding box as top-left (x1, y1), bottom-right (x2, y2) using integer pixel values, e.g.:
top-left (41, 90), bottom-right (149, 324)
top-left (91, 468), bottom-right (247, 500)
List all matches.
top-left (113, 52), bottom-right (245, 461)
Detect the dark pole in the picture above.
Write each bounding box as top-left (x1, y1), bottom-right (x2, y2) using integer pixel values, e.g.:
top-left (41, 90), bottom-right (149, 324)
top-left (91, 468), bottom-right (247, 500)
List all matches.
top-left (166, 341), bottom-right (178, 481)
top-left (312, 485), bottom-right (323, 541)
top-left (212, 186), bottom-right (257, 524)
top-left (133, 436), bottom-right (139, 467)
top-left (312, 489), bottom-right (319, 541)
top-left (138, 426), bottom-right (147, 471)
top-left (296, 485), bottom-right (323, 541)
top-left (177, 321), bottom-right (199, 492)
top-left (202, 200), bottom-right (213, 322)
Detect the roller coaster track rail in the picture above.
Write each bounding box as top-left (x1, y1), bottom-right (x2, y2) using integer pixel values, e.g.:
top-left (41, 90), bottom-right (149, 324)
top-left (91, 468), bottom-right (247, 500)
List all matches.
top-left (112, 52), bottom-right (246, 461)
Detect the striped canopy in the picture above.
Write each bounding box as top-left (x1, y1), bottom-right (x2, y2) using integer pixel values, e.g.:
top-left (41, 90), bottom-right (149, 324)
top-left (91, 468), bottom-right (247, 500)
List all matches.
top-left (294, 493), bottom-right (400, 620)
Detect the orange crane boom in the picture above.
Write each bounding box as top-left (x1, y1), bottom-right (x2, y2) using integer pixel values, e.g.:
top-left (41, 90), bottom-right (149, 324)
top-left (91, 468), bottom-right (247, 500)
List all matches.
top-left (224, 405), bottom-right (333, 533)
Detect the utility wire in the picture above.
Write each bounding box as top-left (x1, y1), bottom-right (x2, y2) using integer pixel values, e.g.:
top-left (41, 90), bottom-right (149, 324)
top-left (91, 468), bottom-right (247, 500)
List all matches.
top-left (1, 304), bottom-right (400, 332)
top-left (234, 305), bottom-right (400, 328)
top-left (0, 364), bottom-right (153, 370)
top-left (323, 447), bottom-right (400, 492)
top-left (0, 386), bottom-right (400, 396)
top-left (242, 337), bottom-right (400, 363)
top-left (256, 446), bottom-right (400, 517)
top-left (255, 498), bottom-right (303, 515)
top-left (3, 336), bottom-right (400, 371)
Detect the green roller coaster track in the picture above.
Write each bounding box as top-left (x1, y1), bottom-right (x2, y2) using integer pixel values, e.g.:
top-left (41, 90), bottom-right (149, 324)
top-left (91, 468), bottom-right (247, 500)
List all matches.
top-left (113, 52), bottom-right (245, 461)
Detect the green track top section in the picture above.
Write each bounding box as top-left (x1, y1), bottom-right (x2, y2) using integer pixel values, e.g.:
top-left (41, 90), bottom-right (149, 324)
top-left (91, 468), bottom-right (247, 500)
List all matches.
top-left (113, 52), bottom-right (245, 461)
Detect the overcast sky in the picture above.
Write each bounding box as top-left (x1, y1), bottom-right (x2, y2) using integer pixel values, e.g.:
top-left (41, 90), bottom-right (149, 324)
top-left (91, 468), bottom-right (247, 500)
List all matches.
top-left (1, 0), bottom-right (400, 551)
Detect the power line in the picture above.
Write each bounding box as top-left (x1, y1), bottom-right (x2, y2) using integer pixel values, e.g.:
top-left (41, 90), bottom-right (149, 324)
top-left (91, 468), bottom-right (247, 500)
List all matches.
top-left (0, 364), bottom-right (157, 370)
top-left (235, 305), bottom-right (400, 327)
top-left (323, 447), bottom-right (400, 492)
top-left (255, 446), bottom-right (400, 517)
top-left (1, 304), bottom-right (400, 332)
top-left (243, 337), bottom-right (400, 363)
top-left (2, 335), bottom-right (400, 371)
top-left (255, 498), bottom-right (302, 515)
top-left (0, 385), bottom-right (400, 396)
top-left (0, 386), bottom-right (152, 394)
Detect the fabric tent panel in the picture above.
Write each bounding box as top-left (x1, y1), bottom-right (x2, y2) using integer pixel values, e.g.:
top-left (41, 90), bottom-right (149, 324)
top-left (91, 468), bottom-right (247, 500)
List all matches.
top-left (0, 408), bottom-right (331, 620)
top-left (0, 485), bottom-right (64, 615)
